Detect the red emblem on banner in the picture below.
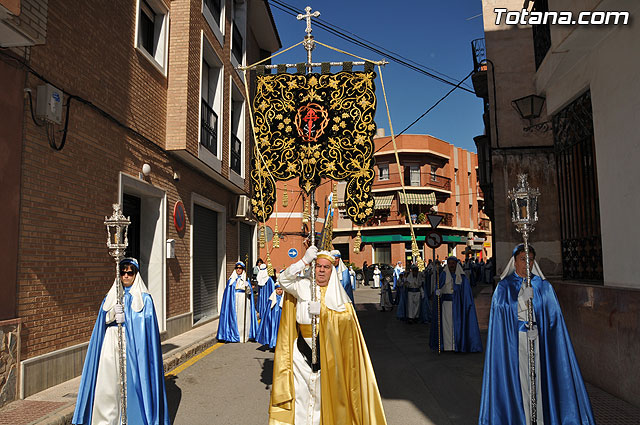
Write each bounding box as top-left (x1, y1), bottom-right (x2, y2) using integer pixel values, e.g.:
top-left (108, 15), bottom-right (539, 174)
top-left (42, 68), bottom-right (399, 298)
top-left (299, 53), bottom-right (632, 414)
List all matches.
top-left (295, 103), bottom-right (329, 142)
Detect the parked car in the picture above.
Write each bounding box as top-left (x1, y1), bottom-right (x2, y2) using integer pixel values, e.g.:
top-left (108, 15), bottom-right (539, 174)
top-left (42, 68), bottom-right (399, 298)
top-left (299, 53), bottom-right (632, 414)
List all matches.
top-left (364, 263), bottom-right (394, 285)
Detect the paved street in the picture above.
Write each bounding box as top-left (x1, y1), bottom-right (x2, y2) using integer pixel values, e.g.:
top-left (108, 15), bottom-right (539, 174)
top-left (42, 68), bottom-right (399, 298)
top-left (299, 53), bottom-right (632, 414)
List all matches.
top-left (166, 286), bottom-right (486, 425)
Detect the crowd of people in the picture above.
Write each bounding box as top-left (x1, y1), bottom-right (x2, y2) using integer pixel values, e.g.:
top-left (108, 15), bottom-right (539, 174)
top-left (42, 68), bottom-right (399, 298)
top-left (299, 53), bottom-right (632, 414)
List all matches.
top-left (71, 244), bottom-right (594, 424)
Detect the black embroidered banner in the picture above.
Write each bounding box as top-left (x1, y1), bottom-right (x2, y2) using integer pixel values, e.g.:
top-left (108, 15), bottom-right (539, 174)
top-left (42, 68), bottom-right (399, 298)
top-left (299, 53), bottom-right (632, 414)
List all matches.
top-left (251, 70), bottom-right (377, 225)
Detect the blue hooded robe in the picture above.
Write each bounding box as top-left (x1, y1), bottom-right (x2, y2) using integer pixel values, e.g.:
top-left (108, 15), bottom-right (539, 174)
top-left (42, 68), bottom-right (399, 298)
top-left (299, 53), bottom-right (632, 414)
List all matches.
top-left (256, 270), bottom-right (275, 323)
top-left (256, 286), bottom-right (283, 349)
top-left (429, 268), bottom-right (483, 352)
top-left (216, 273), bottom-right (258, 342)
top-left (72, 284), bottom-right (170, 425)
top-left (478, 272), bottom-right (595, 424)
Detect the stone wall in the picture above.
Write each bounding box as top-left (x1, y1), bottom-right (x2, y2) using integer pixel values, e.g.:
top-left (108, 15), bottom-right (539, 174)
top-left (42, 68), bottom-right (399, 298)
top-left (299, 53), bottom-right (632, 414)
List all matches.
top-left (0, 319), bottom-right (21, 409)
top-left (555, 281), bottom-right (640, 408)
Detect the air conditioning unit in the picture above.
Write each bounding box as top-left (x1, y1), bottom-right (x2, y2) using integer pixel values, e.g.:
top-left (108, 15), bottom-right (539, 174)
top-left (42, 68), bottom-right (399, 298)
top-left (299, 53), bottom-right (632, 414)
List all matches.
top-left (235, 195), bottom-right (250, 218)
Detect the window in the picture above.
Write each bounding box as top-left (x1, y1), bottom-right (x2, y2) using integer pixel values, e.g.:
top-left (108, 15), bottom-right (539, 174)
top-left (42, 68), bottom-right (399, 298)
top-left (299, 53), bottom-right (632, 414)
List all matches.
top-left (230, 83), bottom-right (244, 176)
top-left (469, 205), bottom-right (474, 229)
top-left (201, 46), bottom-right (222, 158)
top-left (204, 0), bottom-right (222, 27)
top-left (405, 164), bottom-right (420, 186)
top-left (454, 168), bottom-right (458, 186)
top-left (231, 0), bottom-right (246, 66)
top-left (378, 163), bottom-right (389, 181)
top-left (136, 0), bottom-right (169, 73)
top-left (374, 243), bottom-right (391, 265)
top-left (456, 202), bottom-right (461, 227)
top-left (429, 164), bottom-right (437, 181)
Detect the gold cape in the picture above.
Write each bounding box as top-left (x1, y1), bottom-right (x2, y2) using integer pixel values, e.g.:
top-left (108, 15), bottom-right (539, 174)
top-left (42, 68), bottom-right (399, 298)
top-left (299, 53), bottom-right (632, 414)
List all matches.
top-left (269, 291), bottom-right (387, 425)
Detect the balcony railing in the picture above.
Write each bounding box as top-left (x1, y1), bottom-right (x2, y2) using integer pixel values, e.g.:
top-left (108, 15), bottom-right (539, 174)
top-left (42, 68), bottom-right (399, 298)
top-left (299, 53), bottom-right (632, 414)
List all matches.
top-left (232, 23), bottom-right (243, 63)
top-left (231, 133), bottom-right (242, 174)
top-left (471, 38), bottom-right (486, 72)
top-left (427, 173), bottom-right (451, 191)
top-left (201, 99), bottom-right (218, 155)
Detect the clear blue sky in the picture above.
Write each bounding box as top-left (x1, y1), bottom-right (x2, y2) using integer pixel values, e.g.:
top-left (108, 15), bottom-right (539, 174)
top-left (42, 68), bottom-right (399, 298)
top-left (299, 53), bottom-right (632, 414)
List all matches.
top-left (266, 0), bottom-right (486, 153)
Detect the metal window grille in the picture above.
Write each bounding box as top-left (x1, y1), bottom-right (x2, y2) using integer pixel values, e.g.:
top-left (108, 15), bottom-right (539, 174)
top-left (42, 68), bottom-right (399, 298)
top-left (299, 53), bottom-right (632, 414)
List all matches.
top-left (553, 90), bottom-right (603, 281)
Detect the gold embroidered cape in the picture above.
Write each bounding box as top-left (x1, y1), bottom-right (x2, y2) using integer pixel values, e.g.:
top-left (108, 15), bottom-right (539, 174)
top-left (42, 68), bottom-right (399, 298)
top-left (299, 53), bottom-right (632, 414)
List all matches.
top-left (268, 291), bottom-right (387, 424)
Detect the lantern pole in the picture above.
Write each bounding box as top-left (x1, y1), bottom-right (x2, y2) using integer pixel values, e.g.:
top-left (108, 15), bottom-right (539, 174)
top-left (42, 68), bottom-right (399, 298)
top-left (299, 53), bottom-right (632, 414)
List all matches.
top-left (507, 174), bottom-right (540, 425)
top-left (104, 203), bottom-right (130, 425)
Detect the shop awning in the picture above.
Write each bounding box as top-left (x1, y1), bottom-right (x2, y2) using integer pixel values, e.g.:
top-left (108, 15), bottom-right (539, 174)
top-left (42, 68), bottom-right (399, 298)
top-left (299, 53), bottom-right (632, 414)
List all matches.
top-left (337, 194), bottom-right (395, 210)
top-left (397, 191), bottom-right (436, 205)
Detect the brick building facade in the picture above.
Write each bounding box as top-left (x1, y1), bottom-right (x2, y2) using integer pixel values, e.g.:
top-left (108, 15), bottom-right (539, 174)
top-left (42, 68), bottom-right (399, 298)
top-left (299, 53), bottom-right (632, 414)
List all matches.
top-left (0, 0), bottom-right (280, 402)
top-left (259, 133), bottom-right (492, 273)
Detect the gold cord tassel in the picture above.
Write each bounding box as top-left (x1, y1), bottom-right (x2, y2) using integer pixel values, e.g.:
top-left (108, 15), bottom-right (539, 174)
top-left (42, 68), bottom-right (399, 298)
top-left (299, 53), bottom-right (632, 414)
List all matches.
top-left (353, 229), bottom-right (362, 253)
top-left (282, 183), bottom-right (289, 207)
top-left (266, 254), bottom-right (274, 276)
top-left (259, 225), bottom-right (266, 248)
top-left (302, 197), bottom-right (309, 223)
top-left (333, 183), bottom-right (338, 209)
top-left (272, 224), bottom-right (280, 248)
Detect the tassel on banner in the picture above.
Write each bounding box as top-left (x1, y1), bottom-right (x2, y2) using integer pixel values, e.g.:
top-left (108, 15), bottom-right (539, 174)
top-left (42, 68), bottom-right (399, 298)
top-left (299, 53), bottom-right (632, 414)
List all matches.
top-left (417, 256), bottom-right (425, 272)
top-left (353, 229), bottom-right (362, 253)
top-left (266, 255), bottom-right (274, 276)
top-left (259, 225), bottom-right (266, 248)
top-left (282, 183), bottom-right (289, 207)
top-left (272, 224), bottom-right (280, 248)
top-left (333, 184), bottom-right (338, 209)
top-left (302, 197), bottom-right (309, 224)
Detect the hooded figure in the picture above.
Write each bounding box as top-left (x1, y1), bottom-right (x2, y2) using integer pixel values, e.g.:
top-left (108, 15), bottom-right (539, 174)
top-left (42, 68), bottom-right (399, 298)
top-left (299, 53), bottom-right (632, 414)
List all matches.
top-left (330, 249), bottom-right (354, 303)
top-left (256, 283), bottom-right (284, 349)
top-left (269, 247), bottom-right (387, 424)
top-left (430, 256), bottom-right (482, 352)
top-left (216, 261), bottom-right (258, 343)
top-left (256, 263), bottom-right (276, 322)
top-left (479, 245), bottom-right (594, 425)
top-left (72, 258), bottom-right (170, 425)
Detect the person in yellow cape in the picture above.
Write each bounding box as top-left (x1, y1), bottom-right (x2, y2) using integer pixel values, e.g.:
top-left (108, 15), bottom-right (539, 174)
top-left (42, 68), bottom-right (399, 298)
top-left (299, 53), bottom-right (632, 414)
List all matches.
top-left (269, 246), bottom-right (387, 425)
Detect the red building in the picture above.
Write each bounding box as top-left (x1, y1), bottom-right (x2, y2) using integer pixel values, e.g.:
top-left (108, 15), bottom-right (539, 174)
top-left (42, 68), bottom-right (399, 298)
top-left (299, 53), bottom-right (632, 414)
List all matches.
top-left (259, 132), bottom-right (491, 271)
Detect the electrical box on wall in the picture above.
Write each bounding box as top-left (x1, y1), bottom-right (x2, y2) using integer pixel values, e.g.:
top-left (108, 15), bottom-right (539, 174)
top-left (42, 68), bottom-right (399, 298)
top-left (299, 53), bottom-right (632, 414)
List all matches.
top-left (36, 84), bottom-right (63, 124)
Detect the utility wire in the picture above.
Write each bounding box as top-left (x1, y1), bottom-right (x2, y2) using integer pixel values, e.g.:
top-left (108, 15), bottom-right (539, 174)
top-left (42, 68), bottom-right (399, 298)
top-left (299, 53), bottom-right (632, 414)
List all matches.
top-left (268, 0), bottom-right (475, 94)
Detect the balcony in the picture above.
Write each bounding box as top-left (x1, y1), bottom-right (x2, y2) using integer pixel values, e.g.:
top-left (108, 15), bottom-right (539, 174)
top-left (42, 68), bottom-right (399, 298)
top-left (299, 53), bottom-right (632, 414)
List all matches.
top-left (426, 173), bottom-right (451, 191)
top-left (230, 133), bottom-right (242, 175)
top-left (200, 100), bottom-right (218, 155)
top-left (471, 38), bottom-right (488, 99)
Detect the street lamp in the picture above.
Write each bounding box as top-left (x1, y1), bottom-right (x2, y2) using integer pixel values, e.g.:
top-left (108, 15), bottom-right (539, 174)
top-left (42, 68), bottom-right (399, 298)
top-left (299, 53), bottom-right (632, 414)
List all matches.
top-left (511, 94), bottom-right (551, 133)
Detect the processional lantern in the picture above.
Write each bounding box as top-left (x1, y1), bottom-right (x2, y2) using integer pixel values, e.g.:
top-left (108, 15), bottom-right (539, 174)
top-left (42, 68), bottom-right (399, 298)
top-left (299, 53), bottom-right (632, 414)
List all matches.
top-left (507, 173), bottom-right (539, 235)
top-left (507, 173), bottom-right (540, 425)
top-left (103, 203), bottom-right (130, 424)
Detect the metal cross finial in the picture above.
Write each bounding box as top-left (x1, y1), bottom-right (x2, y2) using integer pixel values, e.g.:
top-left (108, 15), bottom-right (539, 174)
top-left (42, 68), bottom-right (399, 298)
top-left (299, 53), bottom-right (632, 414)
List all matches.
top-left (297, 6), bottom-right (320, 36)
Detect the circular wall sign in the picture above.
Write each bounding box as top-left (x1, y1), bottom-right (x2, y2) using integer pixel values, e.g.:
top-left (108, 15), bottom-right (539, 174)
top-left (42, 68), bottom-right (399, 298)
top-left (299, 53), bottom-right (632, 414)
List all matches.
top-left (426, 230), bottom-right (442, 249)
top-left (173, 201), bottom-right (186, 233)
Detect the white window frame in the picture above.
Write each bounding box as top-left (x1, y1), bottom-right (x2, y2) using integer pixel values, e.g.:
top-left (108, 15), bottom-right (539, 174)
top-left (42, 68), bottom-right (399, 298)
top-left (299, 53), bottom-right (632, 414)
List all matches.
top-left (135, 0), bottom-right (170, 75)
top-left (202, 0), bottom-right (225, 47)
top-left (229, 79), bottom-right (245, 186)
top-left (230, 0), bottom-right (246, 81)
top-left (199, 34), bottom-right (224, 171)
top-left (378, 163), bottom-right (389, 181)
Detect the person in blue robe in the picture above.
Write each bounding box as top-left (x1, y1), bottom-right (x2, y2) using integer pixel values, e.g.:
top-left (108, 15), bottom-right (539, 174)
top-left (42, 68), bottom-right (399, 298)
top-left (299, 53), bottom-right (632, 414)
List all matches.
top-left (419, 261), bottom-right (433, 323)
top-left (479, 244), bottom-right (594, 425)
top-left (430, 256), bottom-right (482, 352)
top-left (255, 263), bottom-right (275, 323)
top-left (256, 283), bottom-right (284, 349)
top-left (72, 258), bottom-right (170, 425)
top-left (216, 261), bottom-right (258, 343)
top-left (331, 250), bottom-right (354, 303)
top-left (395, 272), bottom-right (408, 321)
top-left (393, 261), bottom-right (404, 304)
